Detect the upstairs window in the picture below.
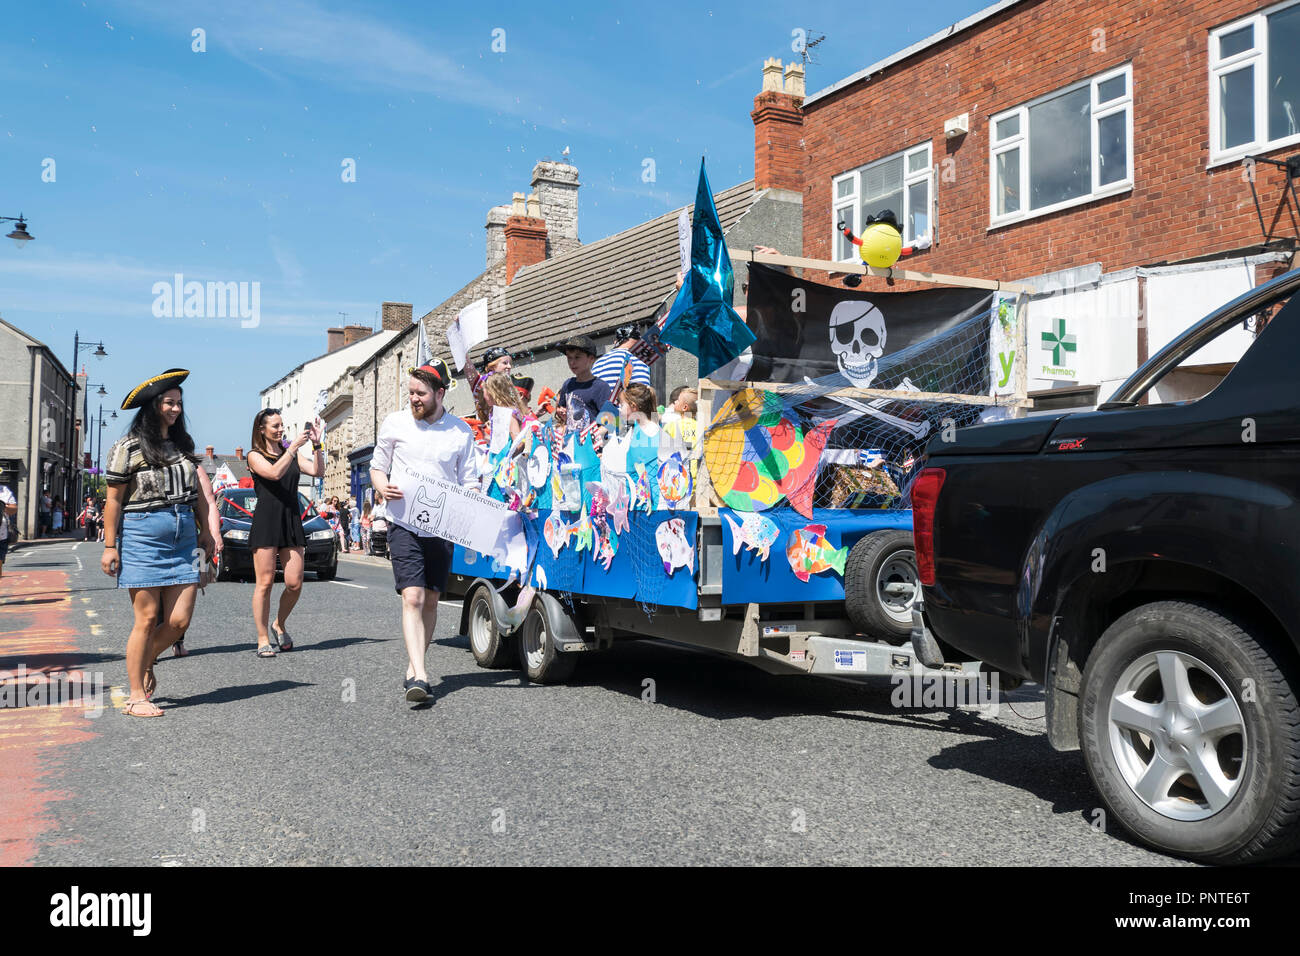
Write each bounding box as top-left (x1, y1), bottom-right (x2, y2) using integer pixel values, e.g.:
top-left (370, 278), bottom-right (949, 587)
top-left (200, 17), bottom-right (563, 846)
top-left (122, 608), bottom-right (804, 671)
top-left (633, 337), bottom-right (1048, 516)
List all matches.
top-left (1209, 2), bottom-right (1300, 164)
top-left (990, 64), bottom-right (1133, 227)
top-left (832, 143), bottom-right (933, 262)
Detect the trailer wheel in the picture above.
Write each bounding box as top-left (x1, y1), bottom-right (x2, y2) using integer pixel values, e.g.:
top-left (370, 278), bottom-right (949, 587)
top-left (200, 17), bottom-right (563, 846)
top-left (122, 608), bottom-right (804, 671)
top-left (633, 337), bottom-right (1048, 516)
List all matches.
top-left (519, 601), bottom-right (576, 684)
top-left (844, 530), bottom-right (918, 645)
top-left (468, 585), bottom-right (516, 669)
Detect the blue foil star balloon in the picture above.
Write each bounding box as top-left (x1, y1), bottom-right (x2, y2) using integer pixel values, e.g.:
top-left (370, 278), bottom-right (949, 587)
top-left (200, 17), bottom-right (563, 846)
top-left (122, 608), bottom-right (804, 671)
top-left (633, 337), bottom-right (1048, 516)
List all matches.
top-left (659, 159), bottom-right (756, 377)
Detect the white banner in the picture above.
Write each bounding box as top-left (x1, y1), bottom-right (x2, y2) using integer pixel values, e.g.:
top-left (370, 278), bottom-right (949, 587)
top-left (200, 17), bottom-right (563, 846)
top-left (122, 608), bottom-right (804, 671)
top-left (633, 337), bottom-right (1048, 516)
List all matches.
top-left (386, 464), bottom-right (526, 571)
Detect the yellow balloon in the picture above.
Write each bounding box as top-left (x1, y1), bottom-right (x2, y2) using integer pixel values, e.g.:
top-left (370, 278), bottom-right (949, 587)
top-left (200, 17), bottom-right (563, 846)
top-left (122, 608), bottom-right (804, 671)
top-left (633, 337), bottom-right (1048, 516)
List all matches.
top-left (858, 223), bottom-right (903, 268)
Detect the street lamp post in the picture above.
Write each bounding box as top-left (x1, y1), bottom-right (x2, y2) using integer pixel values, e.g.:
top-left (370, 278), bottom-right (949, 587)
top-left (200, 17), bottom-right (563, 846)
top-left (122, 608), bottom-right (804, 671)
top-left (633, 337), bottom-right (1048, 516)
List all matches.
top-left (68, 333), bottom-right (108, 507)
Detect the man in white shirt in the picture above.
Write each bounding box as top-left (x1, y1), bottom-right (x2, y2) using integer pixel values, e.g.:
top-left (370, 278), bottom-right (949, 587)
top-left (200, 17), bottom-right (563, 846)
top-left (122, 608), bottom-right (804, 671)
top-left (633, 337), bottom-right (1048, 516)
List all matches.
top-left (0, 484), bottom-right (16, 579)
top-left (369, 361), bottom-right (478, 703)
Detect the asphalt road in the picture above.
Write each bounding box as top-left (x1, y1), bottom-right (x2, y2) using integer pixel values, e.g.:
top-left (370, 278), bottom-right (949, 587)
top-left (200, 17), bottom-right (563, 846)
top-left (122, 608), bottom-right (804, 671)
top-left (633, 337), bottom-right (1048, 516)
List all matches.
top-left (3, 536), bottom-right (1189, 866)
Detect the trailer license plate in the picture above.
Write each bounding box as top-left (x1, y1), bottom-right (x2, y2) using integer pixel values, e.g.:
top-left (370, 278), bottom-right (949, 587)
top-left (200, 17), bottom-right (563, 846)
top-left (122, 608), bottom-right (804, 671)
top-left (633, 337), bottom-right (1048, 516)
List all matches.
top-left (833, 649), bottom-right (868, 672)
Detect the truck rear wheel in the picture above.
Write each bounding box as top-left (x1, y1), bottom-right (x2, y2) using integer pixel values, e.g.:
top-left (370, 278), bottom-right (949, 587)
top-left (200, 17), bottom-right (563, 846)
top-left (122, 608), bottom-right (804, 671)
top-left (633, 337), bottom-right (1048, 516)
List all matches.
top-left (1079, 600), bottom-right (1300, 865)
top-left (519, 601), bottom-right (576, 684)
top-left (468, 585), bottom-right (516, 669)
top-left (844, 530), bottom-right (917, 645)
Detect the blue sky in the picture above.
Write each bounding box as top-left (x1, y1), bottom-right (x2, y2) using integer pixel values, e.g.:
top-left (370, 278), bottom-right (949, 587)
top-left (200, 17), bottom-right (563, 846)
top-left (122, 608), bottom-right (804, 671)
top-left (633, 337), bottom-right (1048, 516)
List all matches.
top-left (1, 0), bottom-right (989, 452)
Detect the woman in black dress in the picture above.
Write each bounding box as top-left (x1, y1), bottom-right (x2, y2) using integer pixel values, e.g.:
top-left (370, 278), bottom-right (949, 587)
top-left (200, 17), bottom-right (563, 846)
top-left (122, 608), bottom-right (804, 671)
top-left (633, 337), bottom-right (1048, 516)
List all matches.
top-left (245, 407), bottom-right (324, 657)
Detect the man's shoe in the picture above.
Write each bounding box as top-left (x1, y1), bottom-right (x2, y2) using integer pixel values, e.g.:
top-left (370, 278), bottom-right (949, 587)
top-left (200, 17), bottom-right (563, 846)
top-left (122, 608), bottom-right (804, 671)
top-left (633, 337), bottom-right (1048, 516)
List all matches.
top-left (404, 678), bottom-right (430, 703)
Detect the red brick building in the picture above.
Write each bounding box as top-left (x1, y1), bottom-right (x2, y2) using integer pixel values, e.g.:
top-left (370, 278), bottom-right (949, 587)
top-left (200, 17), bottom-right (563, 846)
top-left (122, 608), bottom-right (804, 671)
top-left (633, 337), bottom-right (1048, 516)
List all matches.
top-left (794, 0), bottom-right (1299, 406)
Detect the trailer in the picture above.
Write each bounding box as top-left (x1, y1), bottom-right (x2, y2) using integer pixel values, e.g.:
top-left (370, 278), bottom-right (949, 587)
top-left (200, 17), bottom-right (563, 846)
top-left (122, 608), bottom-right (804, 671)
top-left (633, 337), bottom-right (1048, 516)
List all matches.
top-left (447, 250), bottom-right (1034, 689)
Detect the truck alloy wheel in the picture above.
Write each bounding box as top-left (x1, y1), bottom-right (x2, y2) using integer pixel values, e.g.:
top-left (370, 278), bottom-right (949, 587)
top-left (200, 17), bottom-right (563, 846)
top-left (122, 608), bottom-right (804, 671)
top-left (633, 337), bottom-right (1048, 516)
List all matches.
top-left (468, 586), bottom-right (515, 669)
top-left (1079, 600), bottom-right (1300, 864)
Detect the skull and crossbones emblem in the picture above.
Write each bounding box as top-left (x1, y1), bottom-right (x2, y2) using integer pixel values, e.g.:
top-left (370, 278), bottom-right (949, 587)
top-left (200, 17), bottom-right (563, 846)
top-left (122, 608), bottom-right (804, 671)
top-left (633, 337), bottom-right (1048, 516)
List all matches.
top-left (829, 300), bottom-right (886, 388)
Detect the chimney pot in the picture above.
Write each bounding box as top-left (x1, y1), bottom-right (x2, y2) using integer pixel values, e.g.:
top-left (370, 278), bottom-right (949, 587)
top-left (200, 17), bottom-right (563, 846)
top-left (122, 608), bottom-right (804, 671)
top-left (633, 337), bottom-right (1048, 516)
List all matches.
top-left (235, 446), bottom-right (244, 460)
top-left (511, 192), bottom-right (528, 216)
top-left (762, 57), bottom-right (784, 92)
top-left (783, 62), bottom-right (805, 97)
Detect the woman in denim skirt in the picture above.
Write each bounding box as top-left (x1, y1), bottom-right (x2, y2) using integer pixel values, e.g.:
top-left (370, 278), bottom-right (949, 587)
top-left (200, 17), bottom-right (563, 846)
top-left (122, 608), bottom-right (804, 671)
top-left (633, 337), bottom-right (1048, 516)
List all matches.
top-left (101, 370), bottom-right (217, 717)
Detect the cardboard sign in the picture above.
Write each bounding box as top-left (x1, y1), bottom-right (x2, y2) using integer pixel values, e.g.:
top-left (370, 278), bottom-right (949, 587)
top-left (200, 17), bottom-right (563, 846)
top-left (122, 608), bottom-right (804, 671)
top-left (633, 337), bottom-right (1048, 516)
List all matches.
top-left (386, 464), bottom-right (525, 570)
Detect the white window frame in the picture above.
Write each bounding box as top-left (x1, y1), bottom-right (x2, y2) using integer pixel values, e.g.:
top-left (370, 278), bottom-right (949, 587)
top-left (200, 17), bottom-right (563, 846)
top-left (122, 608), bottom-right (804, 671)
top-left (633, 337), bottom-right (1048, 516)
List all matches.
top-left (988, 63), bottom-right (1134, 230)
top-left (831, 142), bottom-right (934, 263)
top-left (1208, 0), bottom-right (1300, 166)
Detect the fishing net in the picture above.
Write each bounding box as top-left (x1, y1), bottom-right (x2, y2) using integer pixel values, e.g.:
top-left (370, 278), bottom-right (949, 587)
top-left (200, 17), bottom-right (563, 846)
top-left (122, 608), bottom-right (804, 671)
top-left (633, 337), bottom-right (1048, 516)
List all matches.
top-left (700, 295), bottom-right (1023, 512)
top-left (627, 512), bottom-right (668, 616)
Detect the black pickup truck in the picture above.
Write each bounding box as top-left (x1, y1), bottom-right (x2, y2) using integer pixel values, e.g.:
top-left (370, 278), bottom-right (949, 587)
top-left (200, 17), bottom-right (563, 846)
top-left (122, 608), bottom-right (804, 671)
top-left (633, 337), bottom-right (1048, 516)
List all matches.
top-left (912, 267), bottom-right (1300, 865)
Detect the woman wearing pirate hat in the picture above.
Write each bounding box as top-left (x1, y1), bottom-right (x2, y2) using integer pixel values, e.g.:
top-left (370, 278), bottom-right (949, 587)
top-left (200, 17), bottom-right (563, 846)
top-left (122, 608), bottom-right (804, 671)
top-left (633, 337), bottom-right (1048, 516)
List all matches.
top-left (101, 369), bottom-right (218, 717)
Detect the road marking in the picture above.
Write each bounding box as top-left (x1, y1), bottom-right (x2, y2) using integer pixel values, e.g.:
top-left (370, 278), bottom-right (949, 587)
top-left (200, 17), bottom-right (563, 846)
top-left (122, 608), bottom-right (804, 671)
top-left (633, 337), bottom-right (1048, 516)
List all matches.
top-left (90, 625), bottom-right (103, 636)
top-left (73, 543), bottom-right (79, 551)
top-left (330, 581), bottom-right (367, 589)
top-left (85, 610), bottom-right (97, 618)
top-left (74, 555), bottom-right (83, 572)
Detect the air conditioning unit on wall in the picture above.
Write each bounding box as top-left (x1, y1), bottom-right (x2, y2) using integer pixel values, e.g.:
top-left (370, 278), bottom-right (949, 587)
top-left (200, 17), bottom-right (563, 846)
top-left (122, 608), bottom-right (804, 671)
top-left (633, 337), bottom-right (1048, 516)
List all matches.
top-left (944, 113), bottom-right (970, 138)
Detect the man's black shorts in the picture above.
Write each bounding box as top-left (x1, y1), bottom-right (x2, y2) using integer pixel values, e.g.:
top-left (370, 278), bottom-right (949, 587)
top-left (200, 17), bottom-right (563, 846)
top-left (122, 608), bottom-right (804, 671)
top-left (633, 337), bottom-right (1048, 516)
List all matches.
top-left (387, 523), bottom-right (453, 594)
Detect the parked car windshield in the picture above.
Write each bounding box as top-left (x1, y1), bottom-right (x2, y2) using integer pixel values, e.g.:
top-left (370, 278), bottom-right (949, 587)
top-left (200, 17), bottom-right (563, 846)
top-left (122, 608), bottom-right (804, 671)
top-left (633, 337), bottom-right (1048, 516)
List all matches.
top-left (218, 490), bottom-right (313, 518)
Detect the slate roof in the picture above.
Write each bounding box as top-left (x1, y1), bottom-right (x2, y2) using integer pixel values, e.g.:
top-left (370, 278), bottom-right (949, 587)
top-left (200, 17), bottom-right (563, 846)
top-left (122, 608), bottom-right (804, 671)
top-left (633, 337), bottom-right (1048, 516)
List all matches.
top-left (200, 454), bottom-right (250, 482)
top-left (477, 179), bottom-right (758, 356)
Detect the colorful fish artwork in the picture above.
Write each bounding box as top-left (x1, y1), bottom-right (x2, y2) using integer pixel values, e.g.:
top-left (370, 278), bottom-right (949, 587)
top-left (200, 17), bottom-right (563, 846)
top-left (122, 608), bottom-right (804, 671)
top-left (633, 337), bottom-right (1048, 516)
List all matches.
top-left (655, 517), bottom-right (695, 576)
top-left (595, 525), bottom-right (618, 571)
top-left (526, 442), bottom-right (551, 489)
top-left (607, 477), bottom-right (631, 535)
top-left (785, 524), bottom-right (849, 583)
top-left (586, 481), bottom-right (610, 521)
top-left (657, 452), bottom-right (692, 509)
top-left (543, 511), bottom-right (571, 559)
top-left (722, 510), bottom-right (780, 562)
top-left (572, 513), bottom-right (594, 553)
top-left (632, 463), bottom-right (654, 514)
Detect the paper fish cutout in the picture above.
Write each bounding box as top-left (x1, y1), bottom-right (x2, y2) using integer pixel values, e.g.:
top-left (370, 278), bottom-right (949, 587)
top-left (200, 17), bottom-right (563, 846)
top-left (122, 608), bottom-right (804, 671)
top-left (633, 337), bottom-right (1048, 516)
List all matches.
top-left (526, 442), bottom-right (551, 489)
top-left (657, 452), bottom-right (692, 508)
top-left (607, 477), bottom-right (631, 535)
top-left (498, 585), bottom-right (536, 630)
top-left (595, 525), bottom-right (618, 571)
top-left (633, 463), bottom-right (654, 514)
top-left (543, 511), bottom-right (571, 559)
top-left (655, 517), bottom-right (694, 576)
top-left (775, 418), bottom-right (836, 519)
top-left (785, 524), bottom-right (848, 583)
top-left (586, 481), bottom-right (610, 521)
top-left (572, 513), bottom-right (594, 553)
top-left (723, 511), bottom-right (780, 563)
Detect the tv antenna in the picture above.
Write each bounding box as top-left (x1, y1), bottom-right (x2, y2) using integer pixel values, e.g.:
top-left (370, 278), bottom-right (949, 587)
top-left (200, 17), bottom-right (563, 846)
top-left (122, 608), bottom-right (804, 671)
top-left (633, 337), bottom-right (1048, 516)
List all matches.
top-left (799, 30), bottom-right (826, 67)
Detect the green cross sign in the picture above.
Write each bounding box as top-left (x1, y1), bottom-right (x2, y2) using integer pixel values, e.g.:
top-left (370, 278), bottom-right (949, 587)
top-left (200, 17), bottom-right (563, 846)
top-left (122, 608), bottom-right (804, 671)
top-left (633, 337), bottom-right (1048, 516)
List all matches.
top-left (1041, 319), bottom-right (1077, 365)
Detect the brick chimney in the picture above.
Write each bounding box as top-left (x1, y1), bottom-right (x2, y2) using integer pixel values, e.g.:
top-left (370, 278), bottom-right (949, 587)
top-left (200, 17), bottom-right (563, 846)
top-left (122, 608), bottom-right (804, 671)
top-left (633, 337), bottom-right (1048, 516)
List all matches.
top-left (504, 191), bottom-right (548, 284)
top-left (381, 302), bottom-right (413, 331)
top-left (530, 160), bottom-right (580, 256)
top-left (342, 324), bottom-right (372, 348)
top-left (752, 58), bottom-right (805, 193)
top-left (485, 204), bottom-right (511, 267)
top-left (205, 445), bottom-right (215, 460)
top-left (235, 446), bottom-right (244, 460)
top-left (327, 327), bottom-right (345, 353)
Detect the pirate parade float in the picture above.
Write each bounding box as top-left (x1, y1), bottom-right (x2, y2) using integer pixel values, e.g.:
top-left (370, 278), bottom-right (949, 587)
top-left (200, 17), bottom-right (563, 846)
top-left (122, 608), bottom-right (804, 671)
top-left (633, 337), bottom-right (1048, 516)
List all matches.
top-left (439, 160), bottom-right (1035, 684)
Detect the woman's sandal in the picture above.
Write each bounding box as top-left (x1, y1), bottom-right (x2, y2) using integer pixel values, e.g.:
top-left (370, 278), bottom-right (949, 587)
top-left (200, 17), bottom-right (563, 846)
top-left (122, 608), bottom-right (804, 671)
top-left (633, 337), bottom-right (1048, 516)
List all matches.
top-left (122, 698), bottom-right (163, 718)
top-left (256, 642), bottom-right (277, 658)
top-left (271, 624), bottom-right (293, 652)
